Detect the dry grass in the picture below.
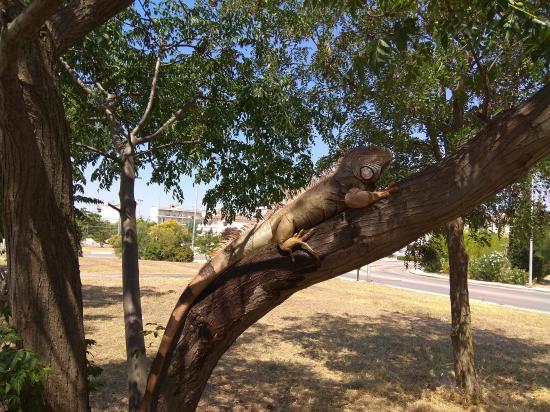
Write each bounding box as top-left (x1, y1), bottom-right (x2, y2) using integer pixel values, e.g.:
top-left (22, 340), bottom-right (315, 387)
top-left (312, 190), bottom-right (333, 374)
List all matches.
top-left (79, 255), bottom-right (202, 275)
top-left (82, 259), bottom-right (550, 412)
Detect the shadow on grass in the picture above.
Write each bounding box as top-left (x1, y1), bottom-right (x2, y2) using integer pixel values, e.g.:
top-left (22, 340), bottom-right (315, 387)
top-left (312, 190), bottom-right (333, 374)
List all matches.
top-left (203, 312), bottom-right (550, 411)
top-left (91, 312), bottom-right (550, 411)
top-left (82, 285), bottom-right (174, 324)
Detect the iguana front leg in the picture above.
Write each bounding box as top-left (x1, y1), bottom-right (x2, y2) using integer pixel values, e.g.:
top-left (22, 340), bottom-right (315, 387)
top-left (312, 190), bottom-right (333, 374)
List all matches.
top-left (278, 228), bottom-right (318, 262)
top-left (345, 182), bottom-right (398, 208)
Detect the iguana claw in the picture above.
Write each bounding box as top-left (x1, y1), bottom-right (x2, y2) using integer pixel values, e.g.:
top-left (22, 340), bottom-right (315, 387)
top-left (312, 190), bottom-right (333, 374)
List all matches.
top-left (279, 228), bottom-right (319, 262)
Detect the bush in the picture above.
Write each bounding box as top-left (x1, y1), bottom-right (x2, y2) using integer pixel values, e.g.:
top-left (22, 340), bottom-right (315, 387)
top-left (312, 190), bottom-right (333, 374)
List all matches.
top-left (469, 252), bottom-right (510, 282)
top-left (0, 308), bottom-right (51, 411)
top-left (172, 246), bottom-right (194, 262)
top-left (469, 252), bottom-right (528, 285)
top-left (506, 267), bottom-right (529, 285)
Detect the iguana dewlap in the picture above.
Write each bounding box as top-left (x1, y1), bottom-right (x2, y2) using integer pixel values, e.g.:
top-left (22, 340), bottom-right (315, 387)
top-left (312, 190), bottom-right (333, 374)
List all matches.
top-left (139, 146), bottom-right (396, 411)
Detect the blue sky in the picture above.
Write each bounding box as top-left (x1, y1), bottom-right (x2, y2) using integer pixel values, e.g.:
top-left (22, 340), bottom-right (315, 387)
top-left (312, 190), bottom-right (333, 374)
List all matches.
top-left (79, 138), bottom-right (330, 219)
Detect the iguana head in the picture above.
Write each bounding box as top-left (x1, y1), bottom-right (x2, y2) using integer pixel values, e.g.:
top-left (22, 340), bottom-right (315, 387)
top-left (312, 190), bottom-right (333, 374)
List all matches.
top-left (338, 146), bottom-right (392, 184)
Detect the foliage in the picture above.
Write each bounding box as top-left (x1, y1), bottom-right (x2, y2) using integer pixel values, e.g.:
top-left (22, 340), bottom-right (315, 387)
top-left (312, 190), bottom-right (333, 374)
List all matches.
top-left (85, 339), bottom-right (103, 392)
top-left (108, 219), bottom-right (193, 262)
top-left (107, 219), bottom-right (154, 258)
top-left (306, 0), bottom-right (549, 284)
top-left (195, 231), bottom-right (221, 256)
top-left (407, 229), bottom-right (508, 273)
top-left (0, 307), bottom-right (51, 412)
top-left (469, 251), bottom-right (528, 284)
top-left (506, 172), bottom-right (550, 282)
top-left (143, 221), bottom-right (193, 262)
top-left (64, 0), bottom-right (318, 222)
top-left (75, 210), bottom-right (118, 247)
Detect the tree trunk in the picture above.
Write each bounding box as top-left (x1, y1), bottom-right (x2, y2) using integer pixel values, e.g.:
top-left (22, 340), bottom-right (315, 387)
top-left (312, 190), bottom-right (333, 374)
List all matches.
top-left (120, 149), bottom-right (148, 410)
top-left (445, 218), bottom-right (479, 396)
top-left (152, 84), bottom-right (550, 410)
top-left (0, 22), bottom-right (89, 412)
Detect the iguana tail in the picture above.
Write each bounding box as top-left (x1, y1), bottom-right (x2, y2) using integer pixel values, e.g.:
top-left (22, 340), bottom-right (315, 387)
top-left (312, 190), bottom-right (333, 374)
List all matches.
top-left (139, 219), bottom-right (274, 411)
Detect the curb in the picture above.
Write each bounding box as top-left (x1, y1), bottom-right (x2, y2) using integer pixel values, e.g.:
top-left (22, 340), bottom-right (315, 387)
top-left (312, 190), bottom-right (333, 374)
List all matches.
top-left (405, 268), bottom-right (550, 293)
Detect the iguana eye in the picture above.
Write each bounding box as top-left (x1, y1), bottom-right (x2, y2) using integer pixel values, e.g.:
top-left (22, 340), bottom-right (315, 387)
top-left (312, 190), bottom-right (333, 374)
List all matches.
top-left (360, 166), bottom-right (374, 180)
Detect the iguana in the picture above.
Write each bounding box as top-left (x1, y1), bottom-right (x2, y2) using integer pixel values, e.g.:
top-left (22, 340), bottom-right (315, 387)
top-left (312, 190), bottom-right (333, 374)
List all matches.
top-left (139, 146), bottom-right (397, 411)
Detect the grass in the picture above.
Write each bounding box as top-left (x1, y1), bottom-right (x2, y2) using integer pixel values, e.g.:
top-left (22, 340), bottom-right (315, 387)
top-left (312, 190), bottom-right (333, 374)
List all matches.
top-left (81, 256), bottom-right (550, 412)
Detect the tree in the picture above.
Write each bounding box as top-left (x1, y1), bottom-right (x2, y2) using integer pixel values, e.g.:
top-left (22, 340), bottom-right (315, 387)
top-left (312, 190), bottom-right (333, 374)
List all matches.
top-left (152, 83), bottom-right (550, 411)
top-left (0, 1), bottom-right (133, 410)
top-left (76, 210), bottom-right (117, 247)
top-left (303, 0), bottom-right (548, 395)
top-left (195, 230), bottom-right (221, 256)
top-left (63, 1), bottom-right (315, 406)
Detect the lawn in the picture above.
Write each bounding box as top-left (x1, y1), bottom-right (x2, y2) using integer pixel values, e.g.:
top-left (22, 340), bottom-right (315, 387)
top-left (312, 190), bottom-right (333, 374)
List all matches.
top-left (82, 257), bottom-right (550, 411)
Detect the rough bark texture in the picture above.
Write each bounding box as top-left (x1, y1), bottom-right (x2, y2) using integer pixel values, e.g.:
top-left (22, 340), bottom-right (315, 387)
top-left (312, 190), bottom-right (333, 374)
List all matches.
top-left (120, 151), bottom-right (148, 410)
top-left (152, 84), bottom-right (550, 411)
top-left (0, 1), bottom-right (133, 410)
top-left (0, 20), bottom-right (89, 412)
top-left (446, 218), bottom-right (479, 396)
top-left (444, 85), bottom-right (478, 395)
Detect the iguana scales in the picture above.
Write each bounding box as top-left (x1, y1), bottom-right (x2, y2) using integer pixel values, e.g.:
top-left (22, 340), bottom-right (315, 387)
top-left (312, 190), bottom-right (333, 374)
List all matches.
top-left (140, 146), bottom-right (397, 411)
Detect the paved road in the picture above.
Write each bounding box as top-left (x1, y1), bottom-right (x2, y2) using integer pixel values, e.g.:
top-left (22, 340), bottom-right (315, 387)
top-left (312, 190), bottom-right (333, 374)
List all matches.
top-left (340, 260), bottom-right (550, 314)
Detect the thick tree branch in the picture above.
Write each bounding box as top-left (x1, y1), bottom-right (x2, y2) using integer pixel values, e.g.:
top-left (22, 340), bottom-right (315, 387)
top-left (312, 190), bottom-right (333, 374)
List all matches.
top-left (132, 52), bottom-right (163, 138)
top-left (1, 0), bottom-right (60, 45)
top-left (468, 44), bottom-right (492, 121)
top-left (152, 84), bottom-right (550, 411)
top-left (136, 95), bottom-right (200, 145)
top-left (0, 0), bottom-right (60, 73)
top-left (49, 0), bottom-right (132, 54)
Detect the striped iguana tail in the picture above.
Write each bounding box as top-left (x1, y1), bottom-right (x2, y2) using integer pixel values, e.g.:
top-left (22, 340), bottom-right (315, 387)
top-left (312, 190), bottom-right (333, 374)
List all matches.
top-left (139, 216), bottom-right (277, 411)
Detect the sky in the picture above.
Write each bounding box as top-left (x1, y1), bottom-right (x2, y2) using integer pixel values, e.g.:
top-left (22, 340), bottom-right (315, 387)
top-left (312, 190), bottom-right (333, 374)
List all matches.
top-left (78, 138), bottom-right (331, 220)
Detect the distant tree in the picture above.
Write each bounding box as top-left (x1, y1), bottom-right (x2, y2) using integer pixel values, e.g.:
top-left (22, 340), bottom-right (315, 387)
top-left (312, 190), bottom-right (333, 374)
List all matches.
top-left (195, 230), bottom-right (221, 256)
top-left (143, 221), bottom-right (192, 262)
top-left (75, 210), bottom-right (117, 247)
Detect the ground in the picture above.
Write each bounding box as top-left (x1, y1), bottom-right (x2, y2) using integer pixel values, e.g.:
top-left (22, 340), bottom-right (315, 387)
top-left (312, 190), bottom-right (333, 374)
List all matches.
top-left (81, 255), bottom-right (550, 411)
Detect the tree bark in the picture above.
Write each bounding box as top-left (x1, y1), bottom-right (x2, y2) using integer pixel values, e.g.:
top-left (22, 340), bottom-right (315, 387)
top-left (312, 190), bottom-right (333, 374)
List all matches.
top-left (120, 149), bottom-right (148, 411)
top-left (0, 20), bottom-right (89, 412)
top-left (443, 84), bottom-right (478, 395)
top-left (445, 218), bottom-right (479, 396)
top-left (152, 84), bottom-right (550, 411)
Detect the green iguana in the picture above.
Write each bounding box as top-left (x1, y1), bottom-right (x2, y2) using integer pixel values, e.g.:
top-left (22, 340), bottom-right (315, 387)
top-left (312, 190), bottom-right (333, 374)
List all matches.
top-left (140, 146), bottom-right (397, 411)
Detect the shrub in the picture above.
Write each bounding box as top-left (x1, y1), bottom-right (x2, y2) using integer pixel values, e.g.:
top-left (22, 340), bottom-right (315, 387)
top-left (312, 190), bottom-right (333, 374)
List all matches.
top-left (469, 252), bottom-right (510, 282)
top-left (469, 252), bottom-right (528, 284)
top-left (172, 246), bottom-right (194, 262)
top-left (107, 234), bottom-right (122, 255)
top-left (506, 267), bottom-right (529, 285)
top-left (0, 308), bottom-right (51, 411)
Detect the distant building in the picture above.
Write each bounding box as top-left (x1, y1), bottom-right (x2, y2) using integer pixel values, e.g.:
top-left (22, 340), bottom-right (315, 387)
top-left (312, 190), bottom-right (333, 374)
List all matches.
top-left (150, 204), bottom-right (196, 225)
top-left (150, 204), bottom-right (257, 234)
top-left (96, 204), bottom-right (120, 224)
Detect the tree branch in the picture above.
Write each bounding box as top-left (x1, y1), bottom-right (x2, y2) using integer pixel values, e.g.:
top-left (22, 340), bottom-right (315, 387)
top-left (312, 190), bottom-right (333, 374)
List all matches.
top-left (49, 0), bottom-right (133, 54)
top-left (133, 139), bottom-right (198, 159)
top-left (152, 84), bottom-right (550, 410)
top-left (1, 0), bottom-right (60, 45)
top-left (136, 95), bottom-right (200, 145)
top-left (468, 44), bottom-right (492, 121)
top-left (60, 57), bottom-right (126, 141)
top-left (59, 56), bottom-right (96, 96)
top-left (74, 142), bottom-right (121, 164)
top-left (131, 51), bottom-right (163, 138)
top-left (0, 0), bottom-right (61, 73)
